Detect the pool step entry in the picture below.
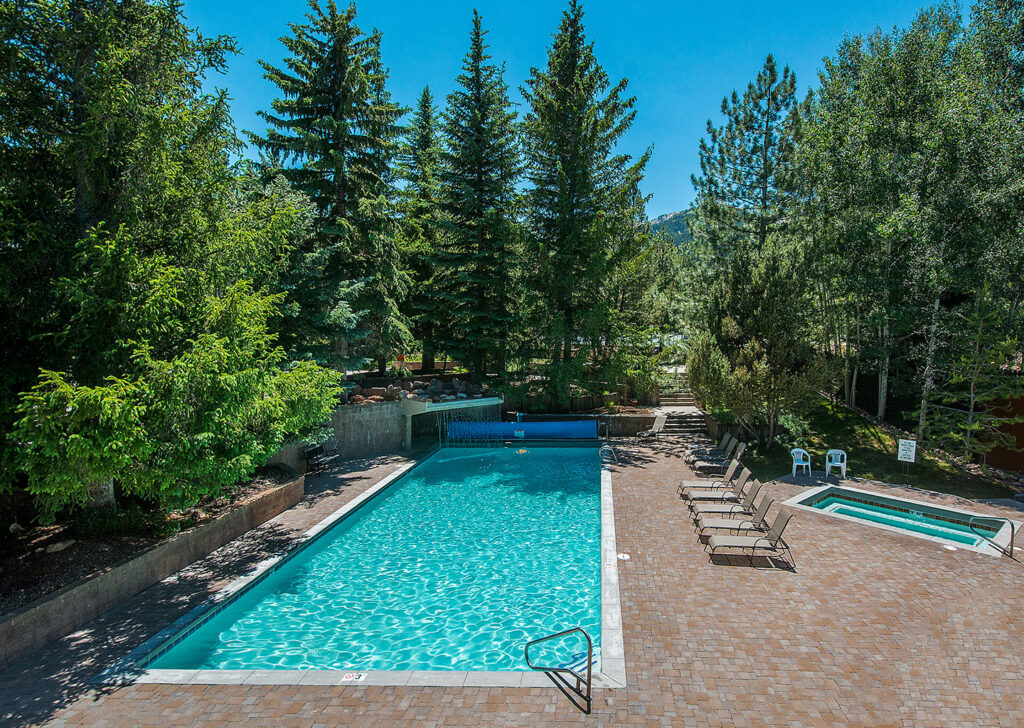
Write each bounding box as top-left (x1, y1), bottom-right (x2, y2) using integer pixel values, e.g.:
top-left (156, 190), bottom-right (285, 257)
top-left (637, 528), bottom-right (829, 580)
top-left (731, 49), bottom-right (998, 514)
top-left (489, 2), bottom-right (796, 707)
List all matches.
top-left (525, 627), bottom-right (593, 714)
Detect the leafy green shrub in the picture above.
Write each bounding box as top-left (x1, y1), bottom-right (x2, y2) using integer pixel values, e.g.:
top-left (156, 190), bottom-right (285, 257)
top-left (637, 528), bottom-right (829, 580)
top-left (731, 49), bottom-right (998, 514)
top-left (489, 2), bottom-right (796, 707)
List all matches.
top-left (774, 411), bottom-right (812, 451)
top-left (13, 283), bottom-right (342, 522)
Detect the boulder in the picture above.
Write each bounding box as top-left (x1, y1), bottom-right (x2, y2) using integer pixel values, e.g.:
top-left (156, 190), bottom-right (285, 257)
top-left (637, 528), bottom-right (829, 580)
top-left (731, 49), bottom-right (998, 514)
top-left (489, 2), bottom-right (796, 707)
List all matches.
top-left (45, 539), bottom-right (75, 554)
top-left (349, 394), bottom-right (366, 404)
top-left (402, 380), bottom-right (413, 391)
top-left (367, 387), bottom-right (387, 397)
top-left (456, 393), bottom-right (467, 399)
top-left (366, 395), bottom-right (384, 402)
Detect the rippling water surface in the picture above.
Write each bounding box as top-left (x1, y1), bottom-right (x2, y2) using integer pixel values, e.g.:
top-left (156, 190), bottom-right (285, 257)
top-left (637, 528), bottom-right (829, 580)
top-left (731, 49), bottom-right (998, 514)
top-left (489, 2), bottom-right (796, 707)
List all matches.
top-left (151, 446), bottom-right (601, 671)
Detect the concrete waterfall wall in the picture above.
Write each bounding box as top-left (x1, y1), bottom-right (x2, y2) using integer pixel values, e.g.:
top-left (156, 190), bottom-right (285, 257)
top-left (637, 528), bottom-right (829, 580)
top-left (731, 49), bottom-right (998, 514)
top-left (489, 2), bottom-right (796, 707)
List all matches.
top-left (268, 401), bottom-right (406, 472)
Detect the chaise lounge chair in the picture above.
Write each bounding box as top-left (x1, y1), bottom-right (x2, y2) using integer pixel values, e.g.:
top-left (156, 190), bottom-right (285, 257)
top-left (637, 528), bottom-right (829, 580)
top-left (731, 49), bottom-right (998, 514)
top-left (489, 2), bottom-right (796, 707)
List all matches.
top-left (685, 431), bottom-right (730, 454)
top-left (681, 471), bottom-right (755, 512)
top-left (694, 496), bottom-right (775, 537)
top-left (689, 480), bottom-right (764, 518)
top-left (638, 413), bottom-right (667, 439)
top-left (684, 433), bottom-right (735, 464)
top-left (680, 466), bottom-right (750, 500)
top-left (706, 507), bottom-right (794, 565)
top-left (676, 459), bottom-right (741, 498)
top-left (693, 441), bottom-right (746, 477)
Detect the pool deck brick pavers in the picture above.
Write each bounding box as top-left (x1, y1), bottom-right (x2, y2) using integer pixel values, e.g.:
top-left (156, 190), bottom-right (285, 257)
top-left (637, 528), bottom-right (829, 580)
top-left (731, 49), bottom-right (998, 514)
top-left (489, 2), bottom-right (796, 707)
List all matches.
top-left (2, 441), bottom-right (1023, 727)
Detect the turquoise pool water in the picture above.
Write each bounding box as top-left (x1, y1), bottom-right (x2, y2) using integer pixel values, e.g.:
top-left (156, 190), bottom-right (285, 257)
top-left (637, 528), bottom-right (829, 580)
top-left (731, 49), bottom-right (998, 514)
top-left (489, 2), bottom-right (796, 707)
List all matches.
top-left (149, 446), bottom-right (602, 671)
top-left (811, 494), bottom-right (1000, 548)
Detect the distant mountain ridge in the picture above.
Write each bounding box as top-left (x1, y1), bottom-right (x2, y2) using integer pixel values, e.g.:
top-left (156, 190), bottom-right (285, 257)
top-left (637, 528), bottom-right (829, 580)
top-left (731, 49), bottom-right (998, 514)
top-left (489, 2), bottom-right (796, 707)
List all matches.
top-left (650, 209), bottom-right (693, 246)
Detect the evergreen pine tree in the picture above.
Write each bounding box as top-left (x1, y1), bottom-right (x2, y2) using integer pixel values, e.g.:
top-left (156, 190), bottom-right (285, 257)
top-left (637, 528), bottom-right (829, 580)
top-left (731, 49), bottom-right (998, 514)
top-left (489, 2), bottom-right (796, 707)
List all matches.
top-left (521, 0), bottom-right (650, 402)
top-left (688, 56), bottom-right (819, 445)
top-left (252, 0), bottom-right (409, 370)
top-left (398, 86), bottom-right (443, 372)
top-left (436, 10), bottom-right (521, 379)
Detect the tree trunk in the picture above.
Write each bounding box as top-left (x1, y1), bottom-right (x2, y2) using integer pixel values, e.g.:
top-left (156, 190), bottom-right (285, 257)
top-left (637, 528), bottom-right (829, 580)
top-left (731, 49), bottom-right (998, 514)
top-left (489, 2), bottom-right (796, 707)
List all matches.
top-left (916, 294), bottom-right (942, 441)
top-left (85, 478), bottom-right (116, 511)
top-left (850, 363), bottom-right (859, 410)
top-left (877, 319), bottom-right (889, 421)
top-left (421, 328), bottom-right (435, 372)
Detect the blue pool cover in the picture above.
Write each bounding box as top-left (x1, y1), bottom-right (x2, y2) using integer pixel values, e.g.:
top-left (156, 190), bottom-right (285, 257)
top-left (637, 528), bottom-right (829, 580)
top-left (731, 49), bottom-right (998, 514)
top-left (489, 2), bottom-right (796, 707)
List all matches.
top-left (447, 420), bottom-right (598, 440)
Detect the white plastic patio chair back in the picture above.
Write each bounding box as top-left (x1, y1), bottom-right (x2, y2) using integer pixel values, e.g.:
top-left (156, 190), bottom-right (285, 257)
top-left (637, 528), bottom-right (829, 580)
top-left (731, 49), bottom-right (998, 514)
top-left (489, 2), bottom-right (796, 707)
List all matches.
top-left (825, 449), bottom-right (848, 479)
top-left (790, 448), bottom-right (811, 478)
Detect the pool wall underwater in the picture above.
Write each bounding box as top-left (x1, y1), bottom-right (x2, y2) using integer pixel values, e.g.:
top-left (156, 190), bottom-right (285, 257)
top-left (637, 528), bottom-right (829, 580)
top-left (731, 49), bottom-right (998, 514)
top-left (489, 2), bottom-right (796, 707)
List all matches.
top-left (784, 484), bottom-right (1018, 556)
top-left (97, 444), bottom-right (626, 689)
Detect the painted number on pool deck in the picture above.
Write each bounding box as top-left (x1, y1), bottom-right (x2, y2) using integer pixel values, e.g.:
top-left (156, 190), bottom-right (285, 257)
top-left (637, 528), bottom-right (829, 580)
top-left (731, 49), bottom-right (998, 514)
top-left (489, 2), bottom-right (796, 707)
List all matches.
top-left (897, 439), bottom-right (917, 463)
top-left (342, 673), bottom-right (366, 682)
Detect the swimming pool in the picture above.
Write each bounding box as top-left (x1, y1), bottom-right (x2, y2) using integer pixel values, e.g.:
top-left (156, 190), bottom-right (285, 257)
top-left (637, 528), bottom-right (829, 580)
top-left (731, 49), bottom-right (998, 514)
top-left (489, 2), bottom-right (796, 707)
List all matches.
top-left (132, 446), bottom-right (613, 677)
top-left (785, 485), bottom-right (1016, 555)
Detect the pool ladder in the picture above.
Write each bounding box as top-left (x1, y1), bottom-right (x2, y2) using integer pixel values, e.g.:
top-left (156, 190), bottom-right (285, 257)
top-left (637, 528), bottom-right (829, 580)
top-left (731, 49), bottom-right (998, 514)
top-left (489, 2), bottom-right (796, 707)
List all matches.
top-left (599, 444), bottom-right (618, 463)
top-left (968, 516), bottom-right (1019, 560)
top-left (524, 627), bottom-right (593, 714)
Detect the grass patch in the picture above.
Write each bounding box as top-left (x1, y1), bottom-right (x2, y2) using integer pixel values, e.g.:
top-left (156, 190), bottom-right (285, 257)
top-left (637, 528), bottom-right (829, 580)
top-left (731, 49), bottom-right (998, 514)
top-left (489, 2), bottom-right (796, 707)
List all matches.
top-left (742, 398), bottom-right (1017, 500)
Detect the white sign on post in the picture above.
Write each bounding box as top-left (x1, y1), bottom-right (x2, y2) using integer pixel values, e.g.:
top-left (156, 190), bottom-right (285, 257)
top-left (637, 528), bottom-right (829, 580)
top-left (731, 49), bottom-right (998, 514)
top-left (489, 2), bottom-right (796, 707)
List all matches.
top-left (897, 439), bottom-right (917, 463)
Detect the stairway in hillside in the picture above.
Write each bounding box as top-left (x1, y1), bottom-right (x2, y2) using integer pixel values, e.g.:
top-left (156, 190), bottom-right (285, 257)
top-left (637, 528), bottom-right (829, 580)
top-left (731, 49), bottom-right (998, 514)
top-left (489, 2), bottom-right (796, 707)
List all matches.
top-left (662, 410), bottom-right (706, 437)
top-left (658, 372), bottom-right (707, 438)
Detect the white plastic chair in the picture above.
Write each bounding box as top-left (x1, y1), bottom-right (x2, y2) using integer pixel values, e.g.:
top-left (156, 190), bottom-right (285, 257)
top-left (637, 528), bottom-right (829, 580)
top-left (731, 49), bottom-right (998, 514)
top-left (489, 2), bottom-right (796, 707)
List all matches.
top-left (790, 448), bottom-right (811, 478)
top-left (825, 449), bottom-right (848, 479)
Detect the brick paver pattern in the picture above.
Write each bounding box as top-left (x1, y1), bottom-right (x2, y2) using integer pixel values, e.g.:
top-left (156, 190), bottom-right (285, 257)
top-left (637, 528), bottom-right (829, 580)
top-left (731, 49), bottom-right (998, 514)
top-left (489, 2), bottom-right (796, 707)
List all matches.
top-left (1, 441), bottom-right (1022, 727)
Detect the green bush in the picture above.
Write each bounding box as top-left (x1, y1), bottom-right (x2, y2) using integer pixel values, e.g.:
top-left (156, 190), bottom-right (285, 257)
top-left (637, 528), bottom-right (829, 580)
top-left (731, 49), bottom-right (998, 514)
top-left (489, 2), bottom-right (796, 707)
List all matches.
top-left (774, 411), bottom-right (812, 451)
top-left (13, 283), bottom-right (342, 522)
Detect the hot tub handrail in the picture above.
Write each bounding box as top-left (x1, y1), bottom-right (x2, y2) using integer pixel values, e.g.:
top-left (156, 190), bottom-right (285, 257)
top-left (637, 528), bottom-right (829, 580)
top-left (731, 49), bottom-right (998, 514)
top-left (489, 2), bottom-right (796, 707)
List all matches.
top-left (968, 515), bottom-right (1018, 560)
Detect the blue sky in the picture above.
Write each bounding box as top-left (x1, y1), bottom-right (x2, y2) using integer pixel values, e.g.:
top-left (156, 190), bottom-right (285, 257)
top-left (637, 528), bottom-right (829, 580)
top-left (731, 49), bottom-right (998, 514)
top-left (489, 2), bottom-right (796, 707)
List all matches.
top-left (184, 0), bottom-right (951, 218)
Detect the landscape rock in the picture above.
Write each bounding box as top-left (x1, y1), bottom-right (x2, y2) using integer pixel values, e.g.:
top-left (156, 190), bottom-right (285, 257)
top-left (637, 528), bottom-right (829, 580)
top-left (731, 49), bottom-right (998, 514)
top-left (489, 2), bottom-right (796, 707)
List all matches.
top-left (45, 539), bottom-right (75, 554)
top-left (349, 394), bottom-right (366, 404)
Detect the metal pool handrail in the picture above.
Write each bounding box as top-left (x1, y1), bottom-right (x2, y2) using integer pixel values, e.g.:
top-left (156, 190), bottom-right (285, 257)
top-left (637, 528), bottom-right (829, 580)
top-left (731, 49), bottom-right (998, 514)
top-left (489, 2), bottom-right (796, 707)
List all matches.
top-left (968, 516), bottom-right (1018, 560)
top-left (524, 627), bottom-right (593, 714)
top-left (599, 444), bottom-right (618, 463)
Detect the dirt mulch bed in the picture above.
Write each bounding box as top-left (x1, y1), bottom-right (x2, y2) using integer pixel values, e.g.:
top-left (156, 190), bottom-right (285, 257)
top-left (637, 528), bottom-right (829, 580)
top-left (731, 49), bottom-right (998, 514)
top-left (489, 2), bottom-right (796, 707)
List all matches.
top-left (0, 467), bottom-right (295, 618)
top-left (577, 405), bottom-right (654, 415)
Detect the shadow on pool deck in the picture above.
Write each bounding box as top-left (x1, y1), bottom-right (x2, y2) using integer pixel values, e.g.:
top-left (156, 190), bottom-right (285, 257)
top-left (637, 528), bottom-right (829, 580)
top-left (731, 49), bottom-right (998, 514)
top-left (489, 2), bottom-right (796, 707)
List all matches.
top-left (0, 451), bottom-right (423, 728)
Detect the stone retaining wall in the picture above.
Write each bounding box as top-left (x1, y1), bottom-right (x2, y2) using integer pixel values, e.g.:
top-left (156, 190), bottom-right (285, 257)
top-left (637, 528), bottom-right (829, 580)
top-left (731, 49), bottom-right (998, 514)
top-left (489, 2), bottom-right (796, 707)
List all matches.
top-left (0, 472), bottom-right (304, 667)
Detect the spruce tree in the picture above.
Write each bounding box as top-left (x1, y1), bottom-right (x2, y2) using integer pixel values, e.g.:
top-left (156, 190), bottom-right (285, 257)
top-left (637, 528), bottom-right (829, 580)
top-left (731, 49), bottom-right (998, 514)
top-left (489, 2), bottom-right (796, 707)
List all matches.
top-left (398, 86), bottom-right (443, 372)
top-left (252, 0), bottom-right (409, 371)
top-left (688, 56), bottom-right (819, 445)
top-left (521, 0), bottom-right (650, 402)
top-left (436, 10), bottom-right (521, 379)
